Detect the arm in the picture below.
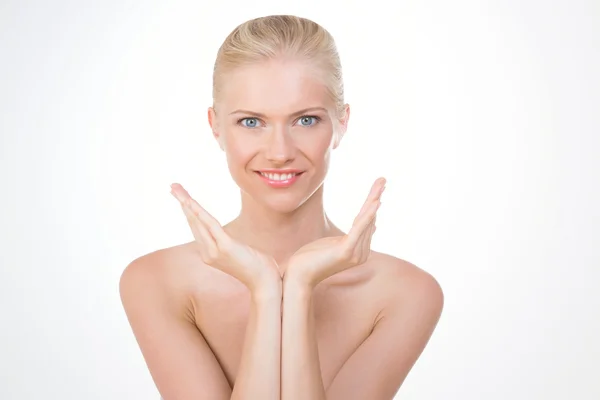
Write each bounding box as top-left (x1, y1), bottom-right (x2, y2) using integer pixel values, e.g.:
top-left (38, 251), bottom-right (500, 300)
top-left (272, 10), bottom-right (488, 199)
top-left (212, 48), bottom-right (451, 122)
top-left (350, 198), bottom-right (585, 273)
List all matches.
top-left (281, 266), bottom-right (444, 400)
top-left (135, 183), bottom-right (283, 399)
top-left (279, 177), bottom-right (385, 400)
top-left (119, 258), bottom-right (231, 399)
top-left (230, 284), bottom-right (282, 400)
top-left (325, 270), bottom-right (443, 399)
top-left (120, 257), bottom-right (282, 400)
top-left (281, 275), bottom-right (326, 400)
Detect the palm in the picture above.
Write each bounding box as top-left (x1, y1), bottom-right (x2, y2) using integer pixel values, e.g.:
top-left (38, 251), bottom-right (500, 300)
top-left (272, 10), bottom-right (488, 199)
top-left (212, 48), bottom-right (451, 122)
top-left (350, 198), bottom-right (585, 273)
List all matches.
top-left (291, 236), bottom-right (342, 265)
top-left (286, 177), bottom-right (386, 287)
top-left (171, 183), bottom-right (280, 287)
top-left (227, 240), bottom-right (279, 276)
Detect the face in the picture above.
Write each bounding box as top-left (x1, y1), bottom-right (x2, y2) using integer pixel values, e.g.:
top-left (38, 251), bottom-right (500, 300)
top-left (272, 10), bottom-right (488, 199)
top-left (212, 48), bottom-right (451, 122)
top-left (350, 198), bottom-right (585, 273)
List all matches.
top-left (208, 58), bottom-right (349, 213)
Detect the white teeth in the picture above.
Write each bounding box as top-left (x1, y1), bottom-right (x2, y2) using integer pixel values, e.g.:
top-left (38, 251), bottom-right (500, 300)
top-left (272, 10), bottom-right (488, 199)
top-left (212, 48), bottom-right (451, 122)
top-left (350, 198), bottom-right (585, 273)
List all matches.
top-left (260, 172), bottom-right (297, 181)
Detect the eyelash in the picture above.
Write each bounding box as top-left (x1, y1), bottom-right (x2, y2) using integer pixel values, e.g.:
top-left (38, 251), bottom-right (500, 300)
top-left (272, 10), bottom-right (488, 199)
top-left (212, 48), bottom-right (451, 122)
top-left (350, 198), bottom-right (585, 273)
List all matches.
top-left (237, 115), bottom-right (322, 128)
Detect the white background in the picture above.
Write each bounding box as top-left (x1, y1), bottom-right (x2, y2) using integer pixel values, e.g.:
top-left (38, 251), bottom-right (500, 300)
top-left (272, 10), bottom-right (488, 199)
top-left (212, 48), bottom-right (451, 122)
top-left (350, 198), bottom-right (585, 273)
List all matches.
top-left (1, 0), bottom-right (599, 399)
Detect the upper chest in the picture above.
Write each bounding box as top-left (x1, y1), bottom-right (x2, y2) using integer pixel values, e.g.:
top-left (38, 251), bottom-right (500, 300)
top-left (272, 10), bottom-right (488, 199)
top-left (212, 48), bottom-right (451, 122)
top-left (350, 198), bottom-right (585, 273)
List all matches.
top-left (191, 266), bottom-right (383, 389)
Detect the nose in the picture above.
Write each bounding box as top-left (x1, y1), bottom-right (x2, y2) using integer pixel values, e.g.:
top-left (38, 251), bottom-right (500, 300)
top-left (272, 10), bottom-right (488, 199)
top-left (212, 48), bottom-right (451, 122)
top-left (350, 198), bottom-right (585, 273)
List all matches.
top-left (264, 125), bottom-right (295, 165)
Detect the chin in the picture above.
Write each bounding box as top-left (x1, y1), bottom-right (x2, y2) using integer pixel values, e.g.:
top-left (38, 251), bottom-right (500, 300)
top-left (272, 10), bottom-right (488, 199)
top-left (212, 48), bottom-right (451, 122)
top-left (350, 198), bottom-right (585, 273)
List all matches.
top-left (261, 195), bottom-right (310, 214)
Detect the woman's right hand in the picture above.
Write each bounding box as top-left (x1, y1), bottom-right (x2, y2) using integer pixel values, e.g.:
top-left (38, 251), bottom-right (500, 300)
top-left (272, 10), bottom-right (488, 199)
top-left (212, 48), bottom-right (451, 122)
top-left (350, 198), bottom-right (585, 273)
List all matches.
top-left (170, 183), bottom-right (281, 295)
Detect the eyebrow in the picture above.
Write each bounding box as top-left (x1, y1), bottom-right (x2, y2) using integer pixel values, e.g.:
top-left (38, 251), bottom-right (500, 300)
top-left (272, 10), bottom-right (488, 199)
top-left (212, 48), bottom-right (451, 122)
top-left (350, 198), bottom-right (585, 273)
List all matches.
top-left (229, 107), bottom-right (328, 118)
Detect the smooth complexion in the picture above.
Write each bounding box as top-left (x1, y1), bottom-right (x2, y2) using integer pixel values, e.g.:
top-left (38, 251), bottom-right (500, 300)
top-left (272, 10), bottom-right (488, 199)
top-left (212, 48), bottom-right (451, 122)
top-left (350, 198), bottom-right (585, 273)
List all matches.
top-left (120, 56), bottom-right (443, 400)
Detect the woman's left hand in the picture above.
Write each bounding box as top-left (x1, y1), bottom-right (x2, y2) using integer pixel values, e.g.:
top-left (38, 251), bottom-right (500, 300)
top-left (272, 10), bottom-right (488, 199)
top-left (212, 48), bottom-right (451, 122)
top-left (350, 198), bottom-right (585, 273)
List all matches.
top-left (284, 177), bottom-right (386, 289)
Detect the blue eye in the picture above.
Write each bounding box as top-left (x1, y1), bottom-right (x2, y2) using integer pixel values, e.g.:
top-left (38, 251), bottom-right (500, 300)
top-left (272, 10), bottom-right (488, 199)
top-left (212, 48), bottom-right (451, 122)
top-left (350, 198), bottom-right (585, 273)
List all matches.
top-left (297, 116), bottom-right (320, 127)
top-left (240, 118), bottom-right (261, 128)
top-left (238, 115), bottom-right (321, 128)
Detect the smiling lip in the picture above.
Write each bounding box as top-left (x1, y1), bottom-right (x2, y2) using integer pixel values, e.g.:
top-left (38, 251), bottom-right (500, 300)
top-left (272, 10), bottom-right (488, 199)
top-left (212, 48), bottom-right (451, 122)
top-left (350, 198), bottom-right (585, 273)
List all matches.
top-left (254, 169), bottom-right (304, 188)
top-left (257, 168), bottom-right (304, 174)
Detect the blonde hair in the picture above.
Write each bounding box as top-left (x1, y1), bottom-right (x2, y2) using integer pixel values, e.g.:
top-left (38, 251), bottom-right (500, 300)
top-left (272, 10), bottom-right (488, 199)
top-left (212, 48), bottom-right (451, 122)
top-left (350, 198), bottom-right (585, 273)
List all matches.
top-left (212, 15), bottom-right (345, 116)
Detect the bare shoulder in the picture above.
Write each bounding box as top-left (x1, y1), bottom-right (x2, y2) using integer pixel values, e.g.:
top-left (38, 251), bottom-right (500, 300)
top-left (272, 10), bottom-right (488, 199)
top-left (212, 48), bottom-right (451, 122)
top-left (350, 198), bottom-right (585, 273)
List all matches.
top-left (119, 242), bottom-right (208, 312)
top-left (321, 256), bottom-right (444, 398)
top-left (367, 251), bottom-right (444, 317)
top-left (119, 242), bottom-right (234, 397)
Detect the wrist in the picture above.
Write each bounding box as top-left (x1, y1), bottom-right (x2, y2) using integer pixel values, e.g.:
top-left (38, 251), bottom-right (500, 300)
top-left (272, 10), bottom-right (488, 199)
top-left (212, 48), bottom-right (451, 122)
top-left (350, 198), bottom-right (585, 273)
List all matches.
top-left (250, 276), bottom-right (283, 302)
top-left (283, 267), bottom-right (315, 295)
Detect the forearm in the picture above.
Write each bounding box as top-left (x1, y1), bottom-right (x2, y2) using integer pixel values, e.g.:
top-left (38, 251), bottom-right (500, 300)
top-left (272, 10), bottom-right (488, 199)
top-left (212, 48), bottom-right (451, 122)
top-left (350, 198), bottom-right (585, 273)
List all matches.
top-left (281, 276), bottom-right (326, 400)
top-left (231, 285), bottom-right (282, 400)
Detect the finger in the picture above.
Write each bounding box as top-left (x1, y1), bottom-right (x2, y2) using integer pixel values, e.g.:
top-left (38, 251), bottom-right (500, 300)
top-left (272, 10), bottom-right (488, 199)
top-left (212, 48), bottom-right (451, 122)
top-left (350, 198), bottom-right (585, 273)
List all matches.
top-left (344, 211), bottom-right (376, 266)
top-left (188, 201), bottom-right (232, 248)
top-left (354, 179), bottom-right (382, 218)
top-left (364, 215), bottom-right (377, 249)
top-left (368, 194), bottom-right (381, 240)
top-left (180, 201), bottom-right (218, 258)
top-left (353, 178), bottom-right (386, 227)
top-left (356, 210), bottom-right (377, 257)
top-left (347, 199), bottom-right (380, 247)
top-left (172, 185), bottom-right (217, 249)
top-left (352, 178), bottom-right (384, 237)
top-left (171, 184), bottom-right (229, 243)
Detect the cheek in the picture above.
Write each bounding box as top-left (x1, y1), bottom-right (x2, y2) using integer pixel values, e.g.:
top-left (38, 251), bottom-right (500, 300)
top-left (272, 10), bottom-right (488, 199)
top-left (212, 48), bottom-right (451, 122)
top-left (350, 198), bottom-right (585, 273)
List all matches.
top-left (296, 130), bottom-right (334, 160)
top-left (223, 133), bottom-right (254, 165)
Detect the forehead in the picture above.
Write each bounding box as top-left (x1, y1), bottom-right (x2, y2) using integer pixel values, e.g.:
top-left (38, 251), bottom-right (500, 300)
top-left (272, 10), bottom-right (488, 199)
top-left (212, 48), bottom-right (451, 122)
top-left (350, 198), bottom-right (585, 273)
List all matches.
top-left (219, 59), bottom-right (332, 115)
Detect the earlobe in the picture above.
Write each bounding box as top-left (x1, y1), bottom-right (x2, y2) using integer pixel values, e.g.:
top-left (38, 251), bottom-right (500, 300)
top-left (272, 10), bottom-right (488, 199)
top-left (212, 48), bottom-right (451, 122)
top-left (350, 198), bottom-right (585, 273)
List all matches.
top-left (333, 104), bottom-right (350, 149)
top-left (333, 130), bottom-right (344, 149)
top-left (208, 107), bottom-right (218, 138)
top-left (208, 107), bottom-right (225, 151)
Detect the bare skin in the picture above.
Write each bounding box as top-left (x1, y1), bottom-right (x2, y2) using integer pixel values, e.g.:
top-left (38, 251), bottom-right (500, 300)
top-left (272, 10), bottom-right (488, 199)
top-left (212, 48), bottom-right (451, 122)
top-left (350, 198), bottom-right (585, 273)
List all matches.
top-left (120, 57), bottom-right (444, 399)
top-left (124, 239), bottom-right (437, 390)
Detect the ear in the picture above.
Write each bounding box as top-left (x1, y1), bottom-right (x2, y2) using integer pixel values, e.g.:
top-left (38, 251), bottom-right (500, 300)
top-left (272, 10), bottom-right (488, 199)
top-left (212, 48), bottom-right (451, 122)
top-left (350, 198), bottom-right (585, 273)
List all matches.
top-left (208, 106), bottom-right (225, 151)
top-left (332, 103), bottom-right (350, 149)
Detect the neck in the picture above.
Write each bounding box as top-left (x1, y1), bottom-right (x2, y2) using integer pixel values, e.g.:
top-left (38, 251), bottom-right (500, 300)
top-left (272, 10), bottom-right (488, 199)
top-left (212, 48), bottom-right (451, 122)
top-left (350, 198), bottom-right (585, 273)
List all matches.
top-left (223, 185), bottom-right (343, 267)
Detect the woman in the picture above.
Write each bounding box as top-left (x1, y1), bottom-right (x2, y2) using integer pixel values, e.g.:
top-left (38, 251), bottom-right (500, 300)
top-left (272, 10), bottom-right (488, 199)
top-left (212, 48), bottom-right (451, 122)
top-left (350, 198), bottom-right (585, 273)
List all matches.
top-left (120, 14), bottom-right (444, 400)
